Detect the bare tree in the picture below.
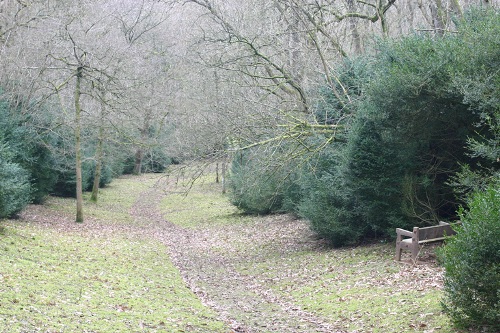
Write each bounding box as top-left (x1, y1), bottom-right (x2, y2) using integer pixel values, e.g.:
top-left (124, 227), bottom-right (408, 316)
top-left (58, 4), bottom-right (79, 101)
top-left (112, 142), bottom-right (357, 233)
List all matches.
top-left (8, 0), bottom-right (135, 221)
top-left (168, 0), bottom-right (369, 159)
top-left (113, 0), bottom-right (175, 175)
top-left (168, 0), bottom-right (497, 162)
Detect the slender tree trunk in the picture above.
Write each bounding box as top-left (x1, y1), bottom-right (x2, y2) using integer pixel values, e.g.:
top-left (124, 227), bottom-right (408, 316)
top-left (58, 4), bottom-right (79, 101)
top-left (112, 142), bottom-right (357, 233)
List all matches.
top-left (431, 0), bottom-right (446, 35)
top-left (221, 161), bottom-right (226, 194)
top-left (216, 162), bottom-right (219, 183)
top-left (450, 0), bottom-right (463, 17)
top-left (133, 148), bottom-right (144, 175)
top-left (347, 0), bottom-right (362, 54)
top-left (91, 88), bottom-right (106, 202)
top-left (133, 114), bottom-right (150, 175)
top-left (74, 66), bottom-right (84, 223)
top-left (90, 123), bottom-right (104, 202)
top-left (287, 7), bottom-right (302, 84)
top-left (374, 0), bottom-right (397, 37)
top-left (378, 7), bottom-right (389, 36)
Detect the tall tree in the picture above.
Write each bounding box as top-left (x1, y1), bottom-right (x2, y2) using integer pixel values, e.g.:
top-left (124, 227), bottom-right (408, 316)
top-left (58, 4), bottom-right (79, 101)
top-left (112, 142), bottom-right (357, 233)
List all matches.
top-left (115, 0), bottom-right (174, 175)
top-left (15, 0), bottom-right (132, 221)
top-left (74, 65), bottom-right (84, 222)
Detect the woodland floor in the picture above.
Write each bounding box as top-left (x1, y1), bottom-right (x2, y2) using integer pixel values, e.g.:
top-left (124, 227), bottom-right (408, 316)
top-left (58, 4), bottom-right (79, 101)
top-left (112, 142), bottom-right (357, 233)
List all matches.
top-left (1, 172), bottom-right (462, 333)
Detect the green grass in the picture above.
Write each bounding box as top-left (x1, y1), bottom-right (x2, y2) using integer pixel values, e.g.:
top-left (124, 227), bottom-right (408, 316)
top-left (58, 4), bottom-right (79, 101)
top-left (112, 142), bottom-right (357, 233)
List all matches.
top-left (288, 263), bottom-right (450, 332)
top-left (160, 176), bottom-right (252, 229)
top-left (0, 172), bottom-right (463, 333)
top-left (0, 228), bottom-right (225, 332)
top-left (47, 175), bottom-right (157, 226)
top-left (160, 172), bottom-right (458, 332)
top-left (235, 244), bottom-right (455, 332)
top-left (0, 175), bottom-right (227, 333)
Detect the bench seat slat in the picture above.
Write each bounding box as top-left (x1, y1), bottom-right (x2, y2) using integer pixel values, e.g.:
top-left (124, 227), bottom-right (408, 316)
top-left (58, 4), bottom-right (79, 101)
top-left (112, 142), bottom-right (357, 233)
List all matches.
top-left (401, 237), bottom-right (446, 244)
top-left (418, 237), bottom-right (446, 244)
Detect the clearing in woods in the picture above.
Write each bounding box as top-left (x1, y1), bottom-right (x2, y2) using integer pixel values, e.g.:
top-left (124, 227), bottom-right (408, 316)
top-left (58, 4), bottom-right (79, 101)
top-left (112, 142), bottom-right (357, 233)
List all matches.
top-left (0, 172), bottom-right (459, 332)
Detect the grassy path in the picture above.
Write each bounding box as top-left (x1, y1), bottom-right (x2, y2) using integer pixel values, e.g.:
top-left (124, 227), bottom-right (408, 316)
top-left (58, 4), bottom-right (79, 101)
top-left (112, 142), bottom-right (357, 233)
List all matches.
top-left (156, 174), bottom-right (457, 333)
top-left (127, 175), bottom-right (339, 332)
top-left (1, 173), bottom-right (459, 332)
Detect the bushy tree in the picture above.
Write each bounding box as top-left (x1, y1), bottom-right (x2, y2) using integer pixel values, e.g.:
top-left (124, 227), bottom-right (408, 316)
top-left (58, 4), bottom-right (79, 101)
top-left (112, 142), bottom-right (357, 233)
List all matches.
top-left (296, 59), bottom-right (370, 245)
top-left (142, 147), bottom-right (172, 173)
top-left (298, 111), bottom-right (415, 246)
top-left (297, 141), bottom-right (362, 246)
top-left (0, 142), bottom-right (31, 218)
top-left (123, 146), bottom-right (171, 174)
top-left (313, 57), bottom-right (369, 125)
top-left (440, 183), bottom-right (500, 331)
top-left (447, 8), bottom-right (500, 197)
top-left (0, 93), bottom-right (57, 205)
top-left (228, 148), bottom-right (290, 215)
top-left (51, 159), bottom-right (94, 198)
top-left (297, 7), bottom-right (499, 245)
top-left (364, 34), bottom-right (476, 224)
top-left (438, 9), bottom-right (500, 331)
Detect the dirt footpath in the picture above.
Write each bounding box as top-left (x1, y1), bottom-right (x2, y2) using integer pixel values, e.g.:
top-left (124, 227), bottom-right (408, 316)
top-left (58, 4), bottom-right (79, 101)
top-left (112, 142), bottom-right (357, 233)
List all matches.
top-left (129, 178), bottom-right (345, 333)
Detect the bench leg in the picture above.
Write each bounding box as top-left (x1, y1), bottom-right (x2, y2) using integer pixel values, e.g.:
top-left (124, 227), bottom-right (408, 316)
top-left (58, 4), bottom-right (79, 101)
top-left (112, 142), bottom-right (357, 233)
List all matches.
top-left (395, 243), bottom-right (402, 261)
top-left (411, 244), bottom-right (420, 261)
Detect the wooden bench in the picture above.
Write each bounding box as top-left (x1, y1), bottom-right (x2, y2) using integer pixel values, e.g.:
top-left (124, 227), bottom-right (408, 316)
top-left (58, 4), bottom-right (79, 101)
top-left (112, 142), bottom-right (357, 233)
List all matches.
top-left (395, 221), bottom-right (459, 261)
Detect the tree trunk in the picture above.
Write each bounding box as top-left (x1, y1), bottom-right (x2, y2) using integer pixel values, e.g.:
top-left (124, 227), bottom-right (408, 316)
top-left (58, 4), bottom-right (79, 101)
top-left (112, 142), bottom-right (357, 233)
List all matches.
top-left (347, 0), bottom-right (362, 54)
top-left (90, 85), bottom-right (107, 202)
top-left (216, 162), bottom-right (219, 183)
top-left (431, 0), bottom-right (446, 35)
top-left (378, 7), bottom-right (389, 36)
top-left (133, 112), bottom-right (150, 175)
top-left (287, 7), bottom-right (302, 84)
top-left (450, 0), bottom-right (463, 17)
top-left (133, 148), bottom-right (144, 175)
top-left (221, 161), bottom-right (226, 194)
top-left (90, 123), bottom-right (104, 202)
top-left (74, 66), bottom-right (84, 223)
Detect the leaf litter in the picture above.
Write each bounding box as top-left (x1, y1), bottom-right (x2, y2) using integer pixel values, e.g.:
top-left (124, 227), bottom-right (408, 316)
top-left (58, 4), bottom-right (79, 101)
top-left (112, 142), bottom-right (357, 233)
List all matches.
top-left (5, 174), bottom-right (463, 333)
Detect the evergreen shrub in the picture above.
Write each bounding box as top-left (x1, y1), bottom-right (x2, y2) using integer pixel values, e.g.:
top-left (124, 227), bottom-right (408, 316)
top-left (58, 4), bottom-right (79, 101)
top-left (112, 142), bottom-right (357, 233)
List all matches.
top-left (0, 144), bottom-right (31, 218)
top-left (25, 142), bottom-right (58, 204)
top-left (142, 147), bottom-right (171, 173)
top-left (123, 148), bottom-right (171, 174)
top-left (51, 158), bottom-right (94, 197)
top-left (297, 143), bottom-right (363, 246)
top-left (440, 183), bottom-right (500, 331)
top-left (50, 126), bottom-right (130, 196)
top-left (447, 7), bottom-right (500, 199)
top-left (0, 94), bottom-right (57, 204)
top-left (297, 8), bottom-right (499, 245)
top-left (228, 149), bottom-right (287, 215)
top-left (298, 57), bottom-right (413, 245)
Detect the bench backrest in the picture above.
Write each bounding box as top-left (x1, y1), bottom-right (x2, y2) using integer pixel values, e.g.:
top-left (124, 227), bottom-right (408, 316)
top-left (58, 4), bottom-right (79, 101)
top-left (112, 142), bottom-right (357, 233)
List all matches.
top-left (417, 224), bottom-right (457, 240)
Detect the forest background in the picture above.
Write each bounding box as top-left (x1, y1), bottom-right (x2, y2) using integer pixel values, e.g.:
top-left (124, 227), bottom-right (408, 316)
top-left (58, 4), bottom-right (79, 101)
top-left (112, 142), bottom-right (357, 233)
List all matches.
top-left (0, 0), bottom-right (498, 330)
